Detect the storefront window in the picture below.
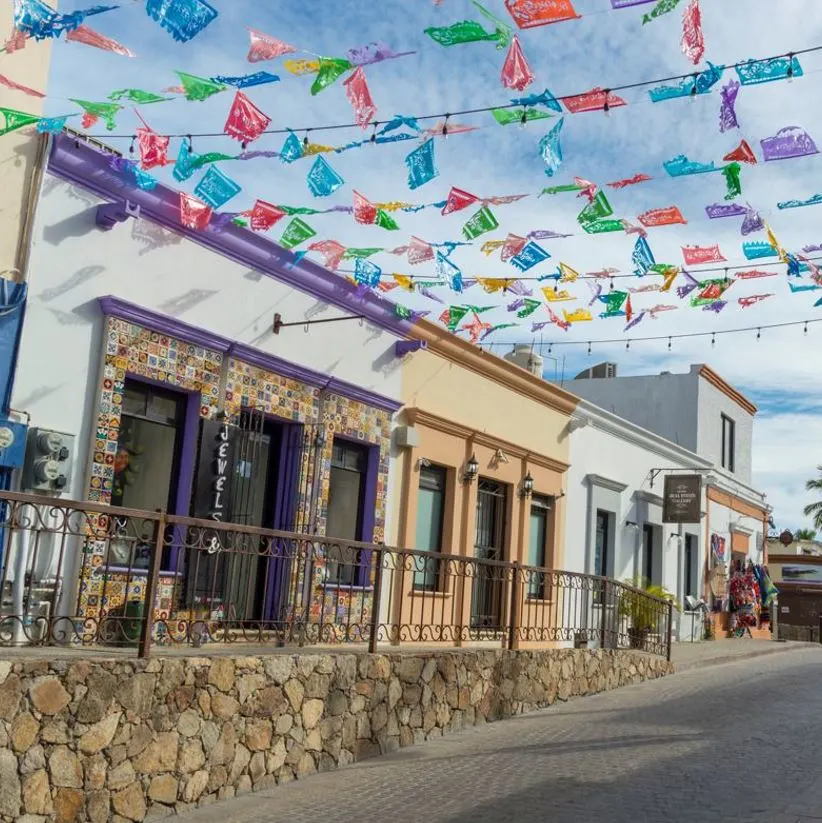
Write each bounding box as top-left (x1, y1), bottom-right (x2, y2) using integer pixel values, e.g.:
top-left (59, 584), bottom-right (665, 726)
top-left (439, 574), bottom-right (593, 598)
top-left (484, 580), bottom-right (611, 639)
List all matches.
top-left (413, 464), bottom-right (446, 590)
top-left (527, 496), bottom-right (551, 598)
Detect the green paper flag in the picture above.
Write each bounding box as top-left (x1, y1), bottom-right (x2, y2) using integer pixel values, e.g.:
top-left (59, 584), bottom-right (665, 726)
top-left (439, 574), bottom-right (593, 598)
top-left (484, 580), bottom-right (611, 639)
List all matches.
top-left (279, 217), bottom-right (316, 249)
top-left (232, 217), bottom-right (248, 228)
top-left (582, 219), bottom-right (624, 234)
top-left (462, 205), bottom-right (499, 239)
top-left (516, 299), bottom-right (542, 318)
top-left (649, 263), bottom-right (677, 274)
top-left (491, 107), bottom-right (553, 126)
top-left (191, 152), bottom-right (236, 170)
top-left (577, 190), bottom-right (613, 225)
top-left (0, 107), bottom-right (41, 136)
top-left (374, 209), bottom-right (400, 230)
top-left (175, 71), bottom-right (226, 102)
top-left (642, 0), bottom-right (683, 24)
top-left (541, 183), bottom-right (583, 195)
top-left (425, 20), bottom-right (502, 47)
top-left (69, 99), bottom-right (122, 131)
top-left (722, 162), bottom-right (742, 200)
top-left (444, 305), bottom-right (470, 331)
top-left (394, 304), bottom-right (413, 319)
top-left (310, 57), bottom-right (352, 95)
top-left (343, 247), bottom-right (383, 259)
top-left (108, 89), bottom-right (171, 105)
top-left (601, 291), bottom-right (627, 313)
top-left (276, 205), bottom-right (321, 216)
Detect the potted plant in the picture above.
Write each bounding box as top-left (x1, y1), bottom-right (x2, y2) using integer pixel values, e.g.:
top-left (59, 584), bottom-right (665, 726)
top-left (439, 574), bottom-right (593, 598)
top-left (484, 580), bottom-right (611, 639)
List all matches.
top-left (618, 577), bottom-right (680, 650)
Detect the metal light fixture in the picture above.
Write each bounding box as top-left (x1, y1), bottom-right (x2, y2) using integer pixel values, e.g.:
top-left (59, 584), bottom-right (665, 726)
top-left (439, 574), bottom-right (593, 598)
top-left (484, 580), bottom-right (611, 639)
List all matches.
top-left (520, 472), bottom-right (534, 499)
top-left (462, 453), bottom-right (479, 484)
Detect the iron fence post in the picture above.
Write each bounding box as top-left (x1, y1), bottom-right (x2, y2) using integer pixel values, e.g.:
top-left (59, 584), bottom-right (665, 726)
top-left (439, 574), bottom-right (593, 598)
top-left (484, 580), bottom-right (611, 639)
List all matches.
top-left (666, 598), bottom-right (674, 662)
top-left (138, 510), bottom-right (166, 659)
top-left (507, 562), bottom-right (521, 651)
top-left (368, 546), bottom-right (384, 654)
top-left (599, 579), bottom-right (608, 650)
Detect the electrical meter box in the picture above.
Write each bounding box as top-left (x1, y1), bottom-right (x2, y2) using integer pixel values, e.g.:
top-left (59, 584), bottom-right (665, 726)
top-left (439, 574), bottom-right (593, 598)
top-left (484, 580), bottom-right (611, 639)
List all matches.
top-left (21, 428), bottom-right (75, 495)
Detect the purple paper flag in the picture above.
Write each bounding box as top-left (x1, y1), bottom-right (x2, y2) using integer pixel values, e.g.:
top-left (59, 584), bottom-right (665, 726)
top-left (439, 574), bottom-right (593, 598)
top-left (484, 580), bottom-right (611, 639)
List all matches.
top-left (346, 42), bottom-right (415, 66)
top-left (741, 206), bottom-right (764, 235)
top-left (761, 126), bottom-right (819, 161)
top-left (705, 203), bottom-right (747, 219)
top-left (676, 271), bottom-right (699, 299)
top-left (703, 300), bottom-right (727, 313)
top-left (719, 80), bottom-right (740, 133)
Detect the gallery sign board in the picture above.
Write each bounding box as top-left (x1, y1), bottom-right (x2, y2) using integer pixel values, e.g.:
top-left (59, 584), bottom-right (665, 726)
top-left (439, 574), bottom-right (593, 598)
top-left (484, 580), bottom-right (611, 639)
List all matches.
top-left (662, 474), bottom-right (702, 524)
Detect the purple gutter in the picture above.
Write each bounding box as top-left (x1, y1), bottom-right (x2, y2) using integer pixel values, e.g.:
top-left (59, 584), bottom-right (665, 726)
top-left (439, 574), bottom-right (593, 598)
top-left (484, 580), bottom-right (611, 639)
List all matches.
top-left (98, 296), bottom-right (403, 414)
top-left (49, 134), bottom-right (415, 339)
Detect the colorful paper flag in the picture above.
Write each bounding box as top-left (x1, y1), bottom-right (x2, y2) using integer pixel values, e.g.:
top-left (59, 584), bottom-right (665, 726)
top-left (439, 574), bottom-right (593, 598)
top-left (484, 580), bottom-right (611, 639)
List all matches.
top-left (682, 245), bottom-right (726, 265)
top-left (638, 206), bottom-right (687, 227)
top-left (504, 0), bottom-right (579, 27)
top-left (306, 155), bottom-right (344, 197)
top-left (563, 87), bottom-right (626, 113)
top-left (491, 106), bottom-right (552, 125)
top-left (719, 80), bottom-right (740, 133)
top-left (280, 131), bottom-right (304, 164)
top-left (36, 115), bottom-right (69, 134)
top-left (65, 24), bottom-right (133, 55)
top-left (738, 294), bottom-right (774, 308)
top-left (642, 0), bottom-right (683, 23)
top-left (736, 55), bottom-right (803, 85)
top-left (664, 155), bottom-right (718, 176)
top-left (501, 234), bottom-right (527, 262)
top-left (343, 67), bottom-right (377, 128)
top-left (540, 118), bottom-right (564, 177)
top-left (724, 140), bottom-right (757, 164)
top-left (247, 27), bottom-right (296, 61)
top-left (146, 0), bottom-right (218, 42)
top-left (136, 125), bottom-right (169, 170)
top-left (577, 190), bottom-right (613, 225)
top-left (248, 200), bottom-right (286, 231)
top-left (512, 241), bottom-right (550, 271)
top-left (179, 193), bottom-right (212, 230)
top-left (462, 205), bottom-right (499, 239)
top-left (632, 236), bottom-right (656, 276)
top-left (223, 91), bottom-right (271, 144)
top-left (68, 99), bottom-right (121, 131)
top-left (175, 71), bottom-right (226, 102)
top-left (279, 217), bottom-right (316, 250)
top-left (722, 162), bottom-right (742, 199)
top-left (500, 35), bottom-right (534, 91)
top-left (353, 191), bottom-right (378, 224)
top-left (194, 166), bottom-right (242, 209)
top-left (405, 139), bottom-right (438, 189)
top-left (408, 236), bottom-right (435, 264)
top-left (311, 57), bottom-right (353, 95)
top-left (0, 74), bottom-right (44, 98)
top-left (354, 258), bottom-right (382, 287)
top-left (761, 126), bottom-right (818, 162)
top-left (14, 0), bottom-right (117, 40)
top-left (681, 0), bottom-right (703, 64)
top-left (108, 89), bottom-right (169, 105)
top-left (607, 173), bottom-right (652, 189)
top-left (442, 187), bottom-right (479, 215)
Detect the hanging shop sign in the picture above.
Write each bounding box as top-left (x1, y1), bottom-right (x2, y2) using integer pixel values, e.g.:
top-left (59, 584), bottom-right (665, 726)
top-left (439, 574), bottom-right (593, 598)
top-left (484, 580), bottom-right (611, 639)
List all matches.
top-left (662, 474), bottom-right (702, 523)
top-left (193, 418), bottom-right (236, 552)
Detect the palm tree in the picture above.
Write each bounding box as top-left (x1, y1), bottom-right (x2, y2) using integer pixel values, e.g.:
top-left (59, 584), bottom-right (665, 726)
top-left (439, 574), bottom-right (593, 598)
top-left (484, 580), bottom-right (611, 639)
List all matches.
top-left (795, 528), bottom-right (818, 541)
top-left (804, 467), bottom-right (822, 531)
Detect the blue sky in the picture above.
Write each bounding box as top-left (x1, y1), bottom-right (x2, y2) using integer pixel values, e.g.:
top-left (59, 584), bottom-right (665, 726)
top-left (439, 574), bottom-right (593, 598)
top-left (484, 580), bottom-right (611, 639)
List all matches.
top-left (30, 0), bottom-right (822, 531)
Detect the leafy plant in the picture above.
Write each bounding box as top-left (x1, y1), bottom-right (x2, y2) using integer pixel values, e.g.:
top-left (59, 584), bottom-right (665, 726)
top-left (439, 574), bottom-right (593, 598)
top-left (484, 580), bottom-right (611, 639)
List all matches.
top-left (618, 576), bottom-right (681, 633)
top-left (804, 468), bottom-right (822, 531)
top-left (795, 528), bottom-right (818, 541)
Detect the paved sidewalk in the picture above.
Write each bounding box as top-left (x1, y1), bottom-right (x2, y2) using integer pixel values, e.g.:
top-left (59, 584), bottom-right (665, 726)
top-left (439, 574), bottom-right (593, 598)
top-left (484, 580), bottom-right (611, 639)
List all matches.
top-left (670, 637), bottom-right (808, 671)
top-left (180, 645), bottom-right (822, 823)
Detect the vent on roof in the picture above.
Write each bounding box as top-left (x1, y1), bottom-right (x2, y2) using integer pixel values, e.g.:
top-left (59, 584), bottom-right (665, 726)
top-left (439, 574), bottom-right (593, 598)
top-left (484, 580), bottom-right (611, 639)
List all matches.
top-left (574, 362), bottom-right (617, 380)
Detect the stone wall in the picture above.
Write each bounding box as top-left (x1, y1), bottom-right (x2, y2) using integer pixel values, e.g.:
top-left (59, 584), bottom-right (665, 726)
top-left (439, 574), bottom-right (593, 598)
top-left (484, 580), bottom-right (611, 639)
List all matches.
top-left (0, 649), bottom-right (673, 822)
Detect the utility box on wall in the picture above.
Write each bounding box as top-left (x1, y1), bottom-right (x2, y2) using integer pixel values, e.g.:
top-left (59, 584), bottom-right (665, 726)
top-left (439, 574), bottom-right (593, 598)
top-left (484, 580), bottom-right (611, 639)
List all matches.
top-left (21, 428), bottom-right (75, 495)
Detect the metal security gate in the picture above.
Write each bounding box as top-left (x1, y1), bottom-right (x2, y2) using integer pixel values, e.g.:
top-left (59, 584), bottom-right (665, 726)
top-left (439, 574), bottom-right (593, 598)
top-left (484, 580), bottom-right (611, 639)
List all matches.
top-left (471, 479), bottom-right (507, 630)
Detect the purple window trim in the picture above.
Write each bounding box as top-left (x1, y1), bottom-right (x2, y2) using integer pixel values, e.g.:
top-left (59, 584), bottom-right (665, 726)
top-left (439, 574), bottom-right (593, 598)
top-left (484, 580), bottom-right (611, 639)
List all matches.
top-left (49, 134), bottom-right (415, 340)
top-left (97, 296), bottom-right (402, 414)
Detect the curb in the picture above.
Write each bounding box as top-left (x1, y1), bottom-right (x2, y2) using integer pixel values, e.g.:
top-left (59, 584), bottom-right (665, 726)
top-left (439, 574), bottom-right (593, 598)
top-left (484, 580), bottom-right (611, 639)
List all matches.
top-left (673, 642), bottom-right (815, 673)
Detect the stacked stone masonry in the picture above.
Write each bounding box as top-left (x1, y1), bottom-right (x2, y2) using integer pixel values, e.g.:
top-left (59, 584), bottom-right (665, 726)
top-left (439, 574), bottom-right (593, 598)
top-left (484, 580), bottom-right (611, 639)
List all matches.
top-left (0, 649), bottom-right (673, 822)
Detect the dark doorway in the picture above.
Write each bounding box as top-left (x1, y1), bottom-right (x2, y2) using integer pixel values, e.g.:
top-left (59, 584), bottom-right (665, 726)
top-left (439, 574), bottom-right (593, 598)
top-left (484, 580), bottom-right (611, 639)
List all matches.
top-left (643, 523), bottom-right (655, 584)
top-left (471, 478), bottom-right (507, 630)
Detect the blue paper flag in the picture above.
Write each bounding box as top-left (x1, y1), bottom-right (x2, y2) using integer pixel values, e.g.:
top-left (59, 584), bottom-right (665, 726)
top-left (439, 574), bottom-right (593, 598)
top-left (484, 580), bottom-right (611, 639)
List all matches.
top-left (173, 140), bottom-right (196, 182)
top-left (648, 62), bottom-right (723, 102)
top-left (663, 154), bottom-right (719, 176)
top-left (280, 131), bottom-right (303, 164)
top-left (194, 166), bottom-right (241, 209)
top-left (132, 166), bottom-right (158, 191)
top-left (210, 72), bottom-right (280, 89)
top-left (146, 0), bottom-right (218, 43)
top-left (405, 139), bottom-right (438, 190)
top-left (742, 241), bottom-right (778, 260)
top-left (632, 236), bottom-right (655, 277)
top-left (435, 252), bottom-right (462, 291)
top-left (511, 241), bottom-right (550, 272)
top-left (306, 155), bottom-right (344, 197)
top-left (777, 194), bottom-right (822, 210)
top-left (511, 88), bottom-right (562, 112)
top-left (540, 119), bottom-right (564, 178)
top-left (354, 258), bottom-right (381, 287)
top-left (736, 55), bottom-right (803, 85)
top-left (379, 115), bottom-right (422, 135)
top-left (14, 0), bottom-right (117, 40)
top-left (789, 281), bottom-right (819, 293)
top-left (36, 115), bottom-right (70, 134)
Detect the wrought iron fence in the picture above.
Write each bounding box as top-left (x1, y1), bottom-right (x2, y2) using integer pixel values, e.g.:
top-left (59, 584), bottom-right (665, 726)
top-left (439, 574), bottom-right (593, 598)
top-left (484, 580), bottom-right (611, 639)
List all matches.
top-left (0, 491), bottom-right (673, 659)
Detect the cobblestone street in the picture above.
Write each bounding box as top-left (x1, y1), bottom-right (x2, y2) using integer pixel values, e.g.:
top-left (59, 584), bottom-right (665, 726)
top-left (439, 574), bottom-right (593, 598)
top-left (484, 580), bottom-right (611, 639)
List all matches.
top-left (181, 646), bottom-right (822, 823)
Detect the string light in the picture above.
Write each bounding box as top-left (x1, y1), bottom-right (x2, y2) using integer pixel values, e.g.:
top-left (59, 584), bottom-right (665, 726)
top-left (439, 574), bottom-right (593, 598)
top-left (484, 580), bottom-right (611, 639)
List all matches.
top-left (520, 109), bottom-right (528, 127)
top-left (690, 73), bottom-right (698, 98)
top-left (667, 337), bottom-right (672, 351)
top-left (303, 130), bottom-right (310, 149)
top-left (756, 327), bottom-right (761, 340)
top-left (711, 333), bottom-right (716, 346)
top-left (787, 52), bottom-right (795, 81)
top-left (603, 89), bottom-right (611, 117)
top-left (128, 135), bottom-right (135, 155)
top-left (587, 341), bottom-right (592, 355)
top-left (442, 114), bottom-right (451, 139)
top-left (804, 321), bottom-right (809, 334)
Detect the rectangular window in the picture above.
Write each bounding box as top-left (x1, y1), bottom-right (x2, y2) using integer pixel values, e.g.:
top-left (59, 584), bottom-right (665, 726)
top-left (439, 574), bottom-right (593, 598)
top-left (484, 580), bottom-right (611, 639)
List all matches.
top-left (684, 534), bottom-right (697, 597)
top-left (594, 510), bottom-right (609, 578)
top-left (413, 464), bottom-right (446, 591)
top-left (325, 439), bottom-right (368, 585)
top-left (721, 414), bottom-right (736, 473)
top-left (643, 524), bottom-right (655, 584)
top-left (527, 496), bottom-right (551, 598)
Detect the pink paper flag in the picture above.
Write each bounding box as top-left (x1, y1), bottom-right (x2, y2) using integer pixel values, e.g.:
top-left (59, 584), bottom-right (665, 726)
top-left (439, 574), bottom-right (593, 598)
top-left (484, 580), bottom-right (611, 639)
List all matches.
top-left (343, 67), bottom-right (377, 129)
top-left (501, 233), bottom-right (527, 262)
top-left (441, 187), bottom-right (479, 215)
top-left (501, 36), bottom-right (534, 92)
top-left (681, 0), bottom-right (704, 65)
top-left (136, 126), bottom-right (170, 170)
top-left (563, 87), bottom-right (627, 113)
top-left (247, 28), bottom-right (297, 62)
top-left (738, 293), bottom-right (774, 308)
top-left (353, 191), bottom-right (378, 224)
top-left (224, 91), bottom-right (271, 143)
top-left (249, 200), bottom-right (286, 231)
top-left (180, 193), bottom-right (212, 230)
top-left (682, 244), bottom-right (726, 265)
top-left (308, 239), bottom-right (346, 269)
top-left (607, 173), bottom-right (652, 189)
top-left (0, 74), bottom-right (44, 98)
top-left (4, 28), bottom-right (27, 54)
top-left (504, 0), bottom-right (580, 28)
top-left (66, 24), bottom-right (133, 57)
top-left (638, 206), bottom-right (687, 227)
top-left (408, 236), bottom-right (435, 264)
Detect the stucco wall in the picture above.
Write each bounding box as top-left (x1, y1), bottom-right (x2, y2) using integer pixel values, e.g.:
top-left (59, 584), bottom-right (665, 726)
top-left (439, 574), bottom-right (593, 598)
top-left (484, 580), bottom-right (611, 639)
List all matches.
top-left (697, 377), bottom-right (754, 484)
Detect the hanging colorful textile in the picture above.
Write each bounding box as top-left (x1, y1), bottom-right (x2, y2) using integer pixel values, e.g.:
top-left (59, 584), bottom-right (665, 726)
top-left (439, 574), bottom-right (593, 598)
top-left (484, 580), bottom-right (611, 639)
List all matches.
top-left (462, 206), bottom-right (499, 239)
top-left (743, 241), bottom-right (778, 260)
top-left (343, 67), bottom-right (377, 128)
top-left (439, 305), bottom-right (470, 332)
top-left (69, 99), bottom-right (121, 131)
top-left (511, 298), bottom-right (540, 317)
top-left (642, 0), bottom-right (683, 24)
top-left (541, 183), bottom-right (582, 195)
top-left (375, 209), bottom-right (400, 230)
top-left (501, 234), bottom-right (527, 261)
top-left (36, 115), bottom-right (69, 133)
top-left (564, 309), bottom-right (592, 323)
top-left (353, 191), bottom-right (378, 224)
top-left (736, 55), bottom-right (803, 85)
top-left (136, 124), bottom-right (169, 170)
top-left (648, 62), bottom-right (723, 101)
top-left (682, 245), bottom-right (726, 265)
top-left (778, 194), bottom-right (822, 210)
top-left (789, 282), bottom-right (820, 293)
top-left (0, 74), bottom-right (44, 98)
top-left (583, 219), bottom-right (624, 234)
top-left (705, 203), bottom-right (746, 219)
top-left (511, 241), bottom-right (550, 271)
top-left (724, 140), bottom-right (757, 164)
top-left (542, 287), bottom-right (574, 302)
top-left (146, 0), bottom-right (218, 42)
top-left (284, 59), bottom-right (320, 76)
top-left (108, 88), bottom-right (169, 104)
top-left (500, 36), bottom-right (534, 91)
top-left (761, 127), bottom-right (818, 161)
top-left (353, 258), bottom-right (382, 288)
top-left (223, 91), bottom-right (270, 144)
top-left (608, 173), bottom-right (652, 189)
top-left (558, 262), bottom-right (580, 282)
top-left (179, 193), bottom-right (212, 229)
top-left (722, 162), bottom-right (742, 199)
top-left (194, 166), bottom-right (242, 209)
top-left (13, 0), bottom-right (116, 40)
top-left (425, 1), bottom-right (511, 48)
top-left (279, 217), bottom-right (316, 250)
top-left (540, 118), bottom-right (564, 177)
top-left (676, 271), bottom-right (699, 298)
top-left (598, 290), bottom-right (627, 317)
top-left (659, 266), bottom-right (679, 292)
top-left (248, 200), bottom-right (286, 231)
top-left (664, 155), bottom-right (717, 176)
top-left (306, 156), bottom-right (344, 197)
top-left (632, 236), bottom-right (655, 277)
top-left (638, 206), bottom-right (687, 227)
top-left (691, 278), bottom-right (732, 306)
top-left (563, 87), bottom-right (626, 113)
top-left (503, 0), bottom-right (579, 27)
top-left (734, 269), bottom-right (775, 279)
top-left (718, 80), bottom-right (740, 132)
top-left (212, 72), bottom-right (279, 89)
top-left (405, 139), bottom-right (438, 189)
top-left (311, 58), bottom-right (353, 95)
top-left (441, 187), bottom-right (479, 214)
top-left (681, 0), bottom-right (703, 64)
top-left (491, 107), bottom-right (552, 125)
top-left (64, 23), bottom-right (132, 54)
top-left (247, 27), bottom-right (296, 61)
top-left (175, 71), bottom-right (226, 102)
